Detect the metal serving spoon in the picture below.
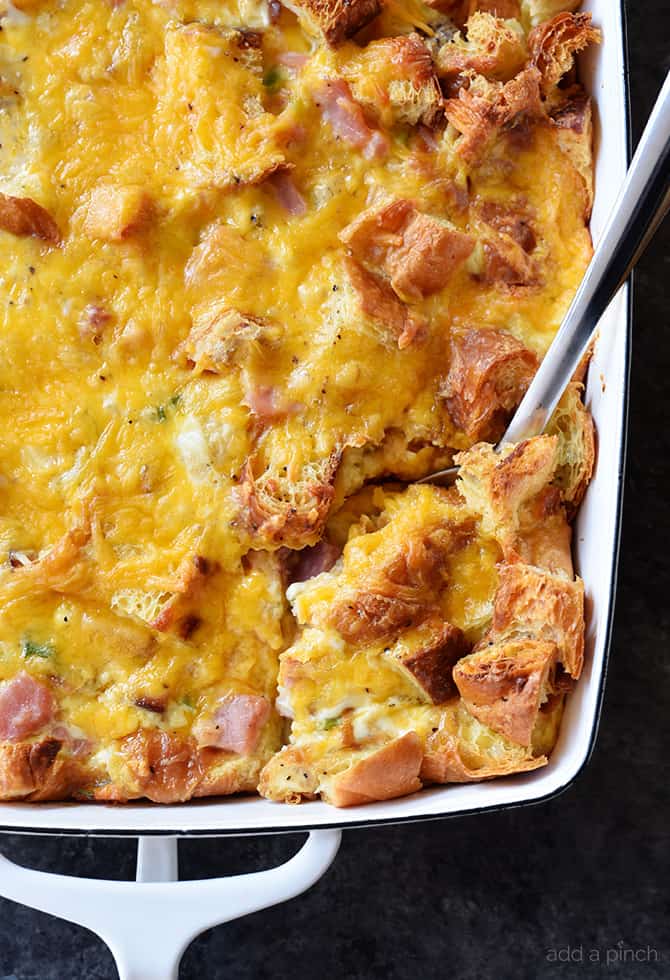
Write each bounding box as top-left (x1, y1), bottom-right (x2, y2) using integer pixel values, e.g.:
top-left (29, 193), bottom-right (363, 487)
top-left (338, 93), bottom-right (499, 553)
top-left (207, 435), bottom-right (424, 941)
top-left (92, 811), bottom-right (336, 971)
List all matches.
top-left (422, 69), bottom-right (670, 487)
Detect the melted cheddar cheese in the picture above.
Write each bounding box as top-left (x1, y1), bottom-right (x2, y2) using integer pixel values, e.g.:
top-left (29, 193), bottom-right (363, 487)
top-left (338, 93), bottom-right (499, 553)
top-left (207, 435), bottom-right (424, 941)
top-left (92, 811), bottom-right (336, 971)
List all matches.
top-left (0, 0), bottom-right (597, 804)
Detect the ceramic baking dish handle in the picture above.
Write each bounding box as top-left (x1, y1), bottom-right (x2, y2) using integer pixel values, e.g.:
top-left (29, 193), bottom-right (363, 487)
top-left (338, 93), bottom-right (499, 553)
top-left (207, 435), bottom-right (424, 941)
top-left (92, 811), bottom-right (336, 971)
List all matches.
top-left (0, 830), bottom-right (341, 979)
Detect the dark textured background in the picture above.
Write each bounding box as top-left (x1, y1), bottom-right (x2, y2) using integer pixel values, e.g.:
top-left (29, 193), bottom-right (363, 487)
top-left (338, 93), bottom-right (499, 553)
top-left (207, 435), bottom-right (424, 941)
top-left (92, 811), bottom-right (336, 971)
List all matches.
top-left (1, 4), bottom-right (669, 977)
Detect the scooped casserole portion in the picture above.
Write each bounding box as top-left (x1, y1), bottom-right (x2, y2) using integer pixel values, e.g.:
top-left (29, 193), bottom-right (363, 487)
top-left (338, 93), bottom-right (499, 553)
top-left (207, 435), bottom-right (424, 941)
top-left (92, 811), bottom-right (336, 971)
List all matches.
top-left (0, 0), bottom-right (598, 804)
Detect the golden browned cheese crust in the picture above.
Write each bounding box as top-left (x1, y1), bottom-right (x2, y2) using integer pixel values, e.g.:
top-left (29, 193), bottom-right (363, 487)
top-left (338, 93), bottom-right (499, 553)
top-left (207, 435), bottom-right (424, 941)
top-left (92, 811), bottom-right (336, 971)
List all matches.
top-left (0, 0), bottom-right (599, 806)
top-left (325, 521), bottom-right (474, 643)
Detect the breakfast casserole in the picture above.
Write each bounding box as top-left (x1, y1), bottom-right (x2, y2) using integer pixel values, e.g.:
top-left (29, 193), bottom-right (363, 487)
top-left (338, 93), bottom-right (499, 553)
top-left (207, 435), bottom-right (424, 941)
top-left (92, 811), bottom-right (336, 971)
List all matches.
top-left (0, 0), bottom-right (598, 805)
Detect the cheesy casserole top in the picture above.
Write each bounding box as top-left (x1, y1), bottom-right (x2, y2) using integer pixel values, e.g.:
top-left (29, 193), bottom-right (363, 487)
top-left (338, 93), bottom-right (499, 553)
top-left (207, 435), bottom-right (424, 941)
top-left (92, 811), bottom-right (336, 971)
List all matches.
top-left (0, 0), bottom-right (598, 805)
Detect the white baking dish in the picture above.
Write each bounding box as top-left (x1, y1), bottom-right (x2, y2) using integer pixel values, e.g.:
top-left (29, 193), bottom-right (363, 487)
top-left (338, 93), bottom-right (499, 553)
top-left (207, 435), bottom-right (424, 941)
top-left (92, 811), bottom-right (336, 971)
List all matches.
top-left (0, 0), bottom-right (630, 975)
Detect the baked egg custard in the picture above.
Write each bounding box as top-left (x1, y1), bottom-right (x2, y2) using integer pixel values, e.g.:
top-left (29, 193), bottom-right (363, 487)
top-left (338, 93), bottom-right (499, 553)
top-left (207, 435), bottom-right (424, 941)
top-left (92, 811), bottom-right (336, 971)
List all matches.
top-left (0, 0), bottom-right (598, 805)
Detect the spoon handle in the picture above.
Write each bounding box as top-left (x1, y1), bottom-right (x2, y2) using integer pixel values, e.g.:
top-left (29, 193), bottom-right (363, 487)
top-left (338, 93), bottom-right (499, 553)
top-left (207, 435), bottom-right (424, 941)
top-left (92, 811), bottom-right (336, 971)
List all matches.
top-left (502, 69), bottom-right (670, 445)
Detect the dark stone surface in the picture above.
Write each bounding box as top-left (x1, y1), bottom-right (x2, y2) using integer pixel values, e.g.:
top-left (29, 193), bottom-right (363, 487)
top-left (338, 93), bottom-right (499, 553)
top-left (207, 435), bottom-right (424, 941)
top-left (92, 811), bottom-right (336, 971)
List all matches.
top-left (1, 4), bottom-right (669, 978)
